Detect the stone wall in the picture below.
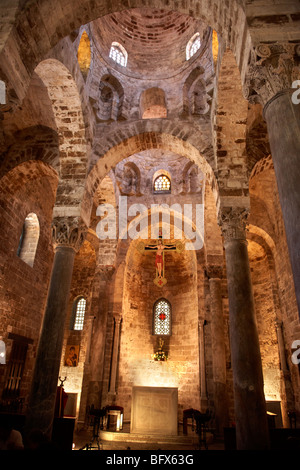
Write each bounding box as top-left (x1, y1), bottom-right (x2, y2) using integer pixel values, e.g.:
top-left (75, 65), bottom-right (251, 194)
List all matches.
top-left (0, 162), bottom-right (56, 401)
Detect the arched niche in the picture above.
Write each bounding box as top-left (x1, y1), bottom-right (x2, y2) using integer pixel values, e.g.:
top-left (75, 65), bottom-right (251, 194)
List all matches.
top-left (140, 88), bottom-right (167, 119)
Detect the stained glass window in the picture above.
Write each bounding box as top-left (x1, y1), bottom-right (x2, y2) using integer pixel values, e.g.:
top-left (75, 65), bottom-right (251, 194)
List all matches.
top-left (186, 33), bottom-right (201, 60)
top-left (153, 299), bottom-right (171, 335)
top-left (73, 297), bottom-right (87, 331)
top-left (154, 175), bottom-right (171, 192)
top-left (109, 42), bottom-right (127, 67)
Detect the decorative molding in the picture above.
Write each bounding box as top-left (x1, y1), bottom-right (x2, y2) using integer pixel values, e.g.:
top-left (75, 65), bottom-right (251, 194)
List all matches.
top-left (243, 42), bottom-right (300, 108)
top-left (51, 216), bottom-right (87, 251)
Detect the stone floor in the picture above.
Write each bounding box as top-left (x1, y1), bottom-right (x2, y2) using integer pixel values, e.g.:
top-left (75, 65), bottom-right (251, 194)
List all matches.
top-left (72, 421), bottom-right (225, 451)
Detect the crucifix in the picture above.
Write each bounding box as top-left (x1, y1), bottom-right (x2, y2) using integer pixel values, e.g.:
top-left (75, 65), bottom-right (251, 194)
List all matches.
top-left (137, 233), bottom-right (184, 287)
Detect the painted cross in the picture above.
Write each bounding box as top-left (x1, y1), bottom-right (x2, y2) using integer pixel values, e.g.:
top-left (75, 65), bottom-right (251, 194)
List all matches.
top-left (137, 235), bottom-right (184, 287)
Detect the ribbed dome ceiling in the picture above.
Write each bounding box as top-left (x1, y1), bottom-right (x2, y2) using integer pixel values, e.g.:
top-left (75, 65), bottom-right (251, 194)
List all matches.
top-left (90, 9), bottom-right (210, 79)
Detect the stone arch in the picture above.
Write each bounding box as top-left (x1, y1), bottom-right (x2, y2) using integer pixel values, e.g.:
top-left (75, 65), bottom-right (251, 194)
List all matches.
top-left (247, 224), bottom-right (275, 258)
top-left (250, 154), bottom-right (273, 181)
top-left (0, 125), bottom-right (60, 179)
top-left (83, 131), bottom-right (219, 226)
top-left (34, 58), bottom-right (89, 215)
top-left (0, 159), bottom-right (58, 200)
top-left (112, 212), bottom-right (200, 415)
top-left (140, 88), bottom-right (167, 119)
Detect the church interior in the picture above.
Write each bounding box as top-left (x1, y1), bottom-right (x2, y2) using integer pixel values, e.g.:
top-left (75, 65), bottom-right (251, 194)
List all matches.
top-left (0, 0), bottom-right (300, 451)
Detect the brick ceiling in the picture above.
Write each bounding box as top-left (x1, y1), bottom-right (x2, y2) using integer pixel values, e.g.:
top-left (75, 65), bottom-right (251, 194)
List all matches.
top-left (90, 8), bottom-right (210, 79)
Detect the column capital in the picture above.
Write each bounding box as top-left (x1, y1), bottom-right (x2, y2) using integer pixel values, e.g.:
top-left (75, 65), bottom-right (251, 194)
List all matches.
top-left (206, 265), bottom-right (223, 280)
top-left (51, 216), bottom-right (87, 252)
top-left (243, 42), bottom-right (300, 108)
top-left (218, 206), bottom-right (249, 243)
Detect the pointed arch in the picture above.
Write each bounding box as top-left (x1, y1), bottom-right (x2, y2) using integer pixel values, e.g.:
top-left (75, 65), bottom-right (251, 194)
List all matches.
top-left (77, 30), bottom-right (92, 79)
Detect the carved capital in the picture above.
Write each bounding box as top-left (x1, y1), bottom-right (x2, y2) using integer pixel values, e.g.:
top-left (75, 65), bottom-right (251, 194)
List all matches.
top-left (243, 43), bottom-right (300, 107)
top-left (218, 206), bottom-right (249, 243)
top-left (51, 216), bottom-right (87, 251)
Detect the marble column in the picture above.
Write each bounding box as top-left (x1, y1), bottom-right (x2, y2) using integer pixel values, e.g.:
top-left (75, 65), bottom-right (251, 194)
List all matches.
top-left (219, 207), bottom-right (270, 450)
top-left (25, 216), bottom-right (87, 439)
top-left (245, 42), bottom-right (300, 317)
top-left (109, 314), bottom-right (122, 395)
top-left (198, 318), bottom-right (208, 409)
top-left (208, 268), bottom-right (229, 435)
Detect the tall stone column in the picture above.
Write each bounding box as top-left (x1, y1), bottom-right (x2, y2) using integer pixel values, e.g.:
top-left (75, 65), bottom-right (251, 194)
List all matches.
top-left (198, 318), bottom-right (208, 410)
top-left (219, 207), bottom-right (270, 450)
top-left (109, 314), bottom-right (122, 395)
top-left (275, 320), bottom-right (292, 428)
top-left (25, 216), bottom-right (87, 439)
top-left (86, 266), bottom-right (115, 408)
top-left (245, 42), bottom-right (300, 317)
top-left (207, 267), bottom-right (229, 435)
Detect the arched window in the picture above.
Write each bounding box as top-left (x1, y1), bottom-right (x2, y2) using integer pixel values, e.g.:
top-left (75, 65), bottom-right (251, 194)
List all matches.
top-left (0, 339), bottom-right (6, 364)
top-left (71, 296), bottom-right (87, 331)
top-left (186, 32), bottom-right (201, 60)
top-left (0, 80), bottom-right (5, 105)
top-left (109, 42), bottom-right (127, 67)
top-left (153, 299), bottom-right (171, 335)
top-left (17, 213), bottom-right (40, 267)
top-left (154, 174), bottom-right (171, 193)
top-left (77, 30), bottom-right (91, 79)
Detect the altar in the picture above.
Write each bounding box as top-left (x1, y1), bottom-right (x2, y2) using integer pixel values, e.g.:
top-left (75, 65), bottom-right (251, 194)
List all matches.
top-left (130, 386), bottom-right (178, 435)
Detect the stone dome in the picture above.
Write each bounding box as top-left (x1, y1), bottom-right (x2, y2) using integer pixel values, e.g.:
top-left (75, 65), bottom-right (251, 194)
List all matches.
top-left (90, 9), bottom-right (211, 79)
